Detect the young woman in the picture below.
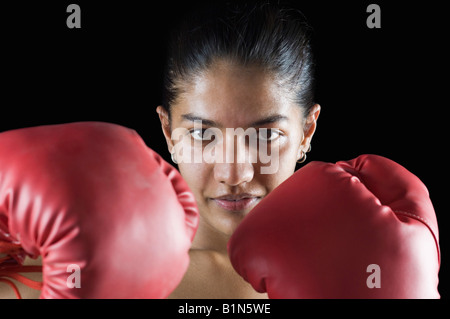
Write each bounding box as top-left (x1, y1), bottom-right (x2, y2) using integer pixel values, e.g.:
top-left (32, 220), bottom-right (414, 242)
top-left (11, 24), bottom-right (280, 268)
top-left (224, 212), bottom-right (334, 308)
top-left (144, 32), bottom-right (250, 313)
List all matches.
top-left (156, 1), bottom-right (320, 298)
top-left (0, 1), bottom-right (320, 299)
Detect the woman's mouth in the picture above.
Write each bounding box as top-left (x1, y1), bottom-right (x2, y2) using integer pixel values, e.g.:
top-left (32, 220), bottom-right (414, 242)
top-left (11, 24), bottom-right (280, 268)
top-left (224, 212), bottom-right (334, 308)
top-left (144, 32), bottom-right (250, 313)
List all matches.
top-left (211, 194), bottom-right (260, 212)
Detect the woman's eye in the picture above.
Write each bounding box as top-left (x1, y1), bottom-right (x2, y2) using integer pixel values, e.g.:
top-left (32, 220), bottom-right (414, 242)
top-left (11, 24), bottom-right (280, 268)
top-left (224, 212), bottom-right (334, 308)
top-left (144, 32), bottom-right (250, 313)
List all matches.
top-left (189, 128), bottom-right (208, 141)
top-left (258, 129), bottom-right (281, 141)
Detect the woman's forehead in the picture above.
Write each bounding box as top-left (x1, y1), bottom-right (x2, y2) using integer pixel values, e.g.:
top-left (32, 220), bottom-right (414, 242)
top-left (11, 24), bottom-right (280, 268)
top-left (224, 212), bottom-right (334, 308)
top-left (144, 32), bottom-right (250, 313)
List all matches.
top-left (173, 62), bottom-right (301, 127)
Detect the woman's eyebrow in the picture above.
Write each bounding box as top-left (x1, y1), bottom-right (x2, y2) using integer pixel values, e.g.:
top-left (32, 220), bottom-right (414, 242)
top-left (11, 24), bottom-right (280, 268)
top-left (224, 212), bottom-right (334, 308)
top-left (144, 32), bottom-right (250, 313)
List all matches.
top-left (180, 113), bottom-right (288, 127)
top-left (250, 115), bottom-right (289, 126)
top-left (181, 114), bottom-right (220, 127)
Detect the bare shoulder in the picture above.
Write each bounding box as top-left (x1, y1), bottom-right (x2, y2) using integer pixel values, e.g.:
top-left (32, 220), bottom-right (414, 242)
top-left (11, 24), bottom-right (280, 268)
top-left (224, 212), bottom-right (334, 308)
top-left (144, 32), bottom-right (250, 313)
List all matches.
top-left (168, 249), bottom-right (268, 299)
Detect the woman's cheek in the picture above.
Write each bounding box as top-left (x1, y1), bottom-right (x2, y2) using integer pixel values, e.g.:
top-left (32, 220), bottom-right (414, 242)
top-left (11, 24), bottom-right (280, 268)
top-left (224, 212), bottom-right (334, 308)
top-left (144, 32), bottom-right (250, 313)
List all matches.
top-left (268, 137), bottom-right (299, 184)
top-left (178, 161), bottom-right (206, 190)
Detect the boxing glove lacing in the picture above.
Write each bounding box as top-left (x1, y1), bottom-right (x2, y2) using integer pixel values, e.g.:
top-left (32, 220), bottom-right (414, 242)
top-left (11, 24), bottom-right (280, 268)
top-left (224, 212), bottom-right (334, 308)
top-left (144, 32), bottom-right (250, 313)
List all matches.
top-left (0, 241), bottom-right (43, 299)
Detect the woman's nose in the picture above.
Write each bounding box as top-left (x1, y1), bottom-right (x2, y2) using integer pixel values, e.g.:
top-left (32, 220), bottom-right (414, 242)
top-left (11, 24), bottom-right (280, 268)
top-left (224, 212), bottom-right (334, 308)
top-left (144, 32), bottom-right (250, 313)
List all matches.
top-left (213, 161), bottom-right (254, 186)
top-left (213, 133), bottom-right (255, 186)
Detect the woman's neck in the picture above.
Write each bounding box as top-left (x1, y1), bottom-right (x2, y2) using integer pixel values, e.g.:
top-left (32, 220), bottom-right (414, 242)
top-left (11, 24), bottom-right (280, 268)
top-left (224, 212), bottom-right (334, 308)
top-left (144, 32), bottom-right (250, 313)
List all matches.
top-left (191, 217), bottom-right (230, 255)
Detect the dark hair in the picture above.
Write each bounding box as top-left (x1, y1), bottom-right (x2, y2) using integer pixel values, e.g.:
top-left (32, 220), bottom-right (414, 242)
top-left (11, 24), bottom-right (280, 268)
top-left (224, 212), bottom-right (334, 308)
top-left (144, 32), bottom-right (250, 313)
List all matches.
top-left (162, 1), bottom-right (316, 120)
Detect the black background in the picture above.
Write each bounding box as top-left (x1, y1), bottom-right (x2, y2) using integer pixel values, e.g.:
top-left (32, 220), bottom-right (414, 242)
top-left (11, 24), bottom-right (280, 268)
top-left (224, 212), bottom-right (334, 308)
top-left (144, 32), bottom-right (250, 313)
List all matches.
top-left (1, 0), bottom-right (448, 300)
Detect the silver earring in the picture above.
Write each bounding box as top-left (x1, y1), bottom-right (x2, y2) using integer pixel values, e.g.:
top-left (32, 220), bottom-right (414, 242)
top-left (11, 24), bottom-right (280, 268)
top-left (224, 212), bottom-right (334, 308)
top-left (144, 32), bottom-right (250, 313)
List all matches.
top-left (297, 152), bottom-right (307, 164)
top-left (297, 144), bottom-right (312, 164)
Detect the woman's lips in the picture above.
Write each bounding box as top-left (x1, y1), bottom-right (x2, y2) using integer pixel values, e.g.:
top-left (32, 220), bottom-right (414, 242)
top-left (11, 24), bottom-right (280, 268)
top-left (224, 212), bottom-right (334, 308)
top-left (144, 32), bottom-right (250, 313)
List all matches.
top-left (212, 197), bottom-right (259, 212)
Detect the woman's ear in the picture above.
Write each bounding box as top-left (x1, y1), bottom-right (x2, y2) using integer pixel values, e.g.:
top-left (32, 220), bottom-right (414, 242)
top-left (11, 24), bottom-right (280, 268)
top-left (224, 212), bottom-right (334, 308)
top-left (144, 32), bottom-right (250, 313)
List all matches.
top-left (299, 104), bottom-right (321, 154)
top-left (156, 105), bottom-right (175, 153)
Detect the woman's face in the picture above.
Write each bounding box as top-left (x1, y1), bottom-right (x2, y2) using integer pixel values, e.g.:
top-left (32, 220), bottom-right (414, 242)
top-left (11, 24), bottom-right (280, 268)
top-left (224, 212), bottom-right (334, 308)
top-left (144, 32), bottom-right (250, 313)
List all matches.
top-left (158, 60), bottom-right (319, 236)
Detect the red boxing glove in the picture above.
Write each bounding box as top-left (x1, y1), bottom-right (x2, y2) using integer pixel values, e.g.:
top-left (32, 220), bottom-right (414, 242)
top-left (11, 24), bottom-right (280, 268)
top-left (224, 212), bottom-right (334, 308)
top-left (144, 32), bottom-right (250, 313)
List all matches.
top-left (228, 154), bottom-right (440, 298)
top-left (0, 122), bottom-right (198, 298)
